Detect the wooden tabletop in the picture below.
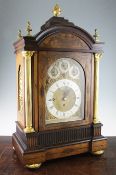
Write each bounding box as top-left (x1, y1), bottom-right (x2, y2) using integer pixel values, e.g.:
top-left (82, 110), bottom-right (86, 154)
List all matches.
top-left (0, 136), bottom-right (116, 175)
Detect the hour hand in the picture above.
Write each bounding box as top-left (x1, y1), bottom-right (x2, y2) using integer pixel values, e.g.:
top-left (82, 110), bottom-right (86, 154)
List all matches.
top-left (48, 98), bottom-right (55, 101)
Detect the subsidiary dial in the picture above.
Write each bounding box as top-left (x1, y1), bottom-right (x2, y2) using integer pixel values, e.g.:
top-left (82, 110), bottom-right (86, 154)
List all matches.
top-left (48, 65), bottom-right (60, 79)
top-left (69, 66), bottom-right (80, 79)
top-left (59, 59), bottom-right (70, 73)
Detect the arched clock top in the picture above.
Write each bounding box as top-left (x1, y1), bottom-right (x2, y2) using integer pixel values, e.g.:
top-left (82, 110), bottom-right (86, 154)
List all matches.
top-left (35, 16), bottom-right (95, 50)
top-left (14, 17), bottom-right (104, 53)
top-left (37, 30), bottom-right (90, 50)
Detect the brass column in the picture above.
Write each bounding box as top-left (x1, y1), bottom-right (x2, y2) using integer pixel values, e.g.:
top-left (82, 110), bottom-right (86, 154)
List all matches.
top-left (93, 53), bottom-right (102, 124)
top-left (22, 51), bottom-right (35, 133)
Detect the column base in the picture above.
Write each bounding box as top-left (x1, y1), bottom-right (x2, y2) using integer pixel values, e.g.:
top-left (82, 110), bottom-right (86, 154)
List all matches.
top-left (93, 119), bottom-right (100, 124)
top-left (24, 127), bottom-right (35, 133)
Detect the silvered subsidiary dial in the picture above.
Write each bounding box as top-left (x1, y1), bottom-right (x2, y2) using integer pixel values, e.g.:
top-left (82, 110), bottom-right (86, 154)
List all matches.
top-left (46, 79), bottom-right (81, 119)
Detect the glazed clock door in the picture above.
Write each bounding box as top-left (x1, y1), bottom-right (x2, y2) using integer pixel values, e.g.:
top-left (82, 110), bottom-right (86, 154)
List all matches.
top-left (38, 52), bottom-right (93, 131)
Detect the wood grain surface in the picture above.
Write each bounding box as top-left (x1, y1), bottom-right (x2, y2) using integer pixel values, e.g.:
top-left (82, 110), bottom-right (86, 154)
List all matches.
top-left (0, 136), bottom-right (115, 175)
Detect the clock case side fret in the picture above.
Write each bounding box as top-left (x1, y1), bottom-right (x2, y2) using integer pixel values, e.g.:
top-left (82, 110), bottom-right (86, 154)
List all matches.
top-left (15, 51), bottom-right (26, 129)
top-left (12, 16), bottom-right (107, 166)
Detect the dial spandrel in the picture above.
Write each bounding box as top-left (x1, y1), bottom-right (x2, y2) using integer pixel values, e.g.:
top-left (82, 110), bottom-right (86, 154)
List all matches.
top-left (45, 58), bottom-right (85, 124)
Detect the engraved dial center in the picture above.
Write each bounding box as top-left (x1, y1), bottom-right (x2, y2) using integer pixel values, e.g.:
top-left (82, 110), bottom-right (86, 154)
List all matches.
top-left (53, 86), bottom-right (76, 112)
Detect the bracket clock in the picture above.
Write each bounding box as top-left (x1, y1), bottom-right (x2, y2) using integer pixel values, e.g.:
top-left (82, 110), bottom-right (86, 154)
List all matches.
top-left (12, 5), bottom-right (107, 168)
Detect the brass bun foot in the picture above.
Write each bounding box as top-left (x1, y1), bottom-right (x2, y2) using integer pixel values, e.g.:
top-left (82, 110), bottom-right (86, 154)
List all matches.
top-left (13, 146), bottom-right (15, 150)
top-left (92, 150), bottom-right (104, 156)
top-left (25, 163), bottom-right (42, 169)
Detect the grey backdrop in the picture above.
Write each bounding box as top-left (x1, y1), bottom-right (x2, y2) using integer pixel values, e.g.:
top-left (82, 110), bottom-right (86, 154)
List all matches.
top-left (0, 0), bottom-right (116, 136)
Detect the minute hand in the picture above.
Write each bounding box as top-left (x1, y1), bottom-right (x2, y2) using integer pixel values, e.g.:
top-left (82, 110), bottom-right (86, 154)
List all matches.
top-left (63, 88), bottom-right (71, 100)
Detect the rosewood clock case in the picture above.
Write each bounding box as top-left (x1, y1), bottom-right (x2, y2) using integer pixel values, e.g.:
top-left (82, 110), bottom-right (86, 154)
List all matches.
top-left (12, 16), bottom-right (107, 166)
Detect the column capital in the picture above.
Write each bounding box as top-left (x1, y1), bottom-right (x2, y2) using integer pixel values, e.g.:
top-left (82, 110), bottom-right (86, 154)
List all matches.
top-left (22, 51), bottom-right (35, 59)
top-left (94, 53), bottom-right (102, 61)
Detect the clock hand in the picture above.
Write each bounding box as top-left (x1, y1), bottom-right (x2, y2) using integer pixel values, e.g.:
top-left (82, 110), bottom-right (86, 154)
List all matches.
top-left (62, 89), bottom-right (76, 105)
top-left (48, 98), bottom-right (55, 101)
top-left (62, 88), bottom-right (71, 101)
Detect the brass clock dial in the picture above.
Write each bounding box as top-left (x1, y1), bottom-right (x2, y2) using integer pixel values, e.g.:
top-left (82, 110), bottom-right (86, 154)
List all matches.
top-left (46, 79), bottom-right (81, 119)
top-left (45, 58), bottom-right (85, 124)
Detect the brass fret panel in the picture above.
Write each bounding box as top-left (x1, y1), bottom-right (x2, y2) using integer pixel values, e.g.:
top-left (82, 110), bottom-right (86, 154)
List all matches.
top-left (18, 65), bottom-right (23, 112)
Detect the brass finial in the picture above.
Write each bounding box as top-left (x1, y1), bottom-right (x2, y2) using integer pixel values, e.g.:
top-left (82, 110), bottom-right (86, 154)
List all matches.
top-left (53, 4), bottom-right (61, 17)
top-left (18, 29), bottom-right (22, 39)
top-left (93, 29), bottom-right (100, 42)
top-left (26, 21), bottom-right (32, 36)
